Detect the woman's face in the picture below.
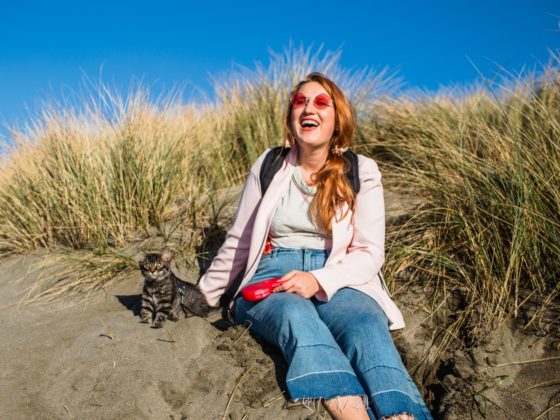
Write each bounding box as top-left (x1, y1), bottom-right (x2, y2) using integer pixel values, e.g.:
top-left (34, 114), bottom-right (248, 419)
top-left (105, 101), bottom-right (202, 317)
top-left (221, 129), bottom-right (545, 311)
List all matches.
top-left (290, 81), bottom-right (336, 153)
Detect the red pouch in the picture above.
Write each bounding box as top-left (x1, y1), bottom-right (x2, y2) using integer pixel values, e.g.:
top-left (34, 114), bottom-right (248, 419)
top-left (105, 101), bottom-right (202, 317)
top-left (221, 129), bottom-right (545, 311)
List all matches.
top-left (241, 278), bottom-right (285, 302)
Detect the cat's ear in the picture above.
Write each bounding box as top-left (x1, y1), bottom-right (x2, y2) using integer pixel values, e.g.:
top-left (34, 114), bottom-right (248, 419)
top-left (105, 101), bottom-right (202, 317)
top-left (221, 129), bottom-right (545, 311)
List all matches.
top-left (161, 247), bottom-right (174, 263)
top-left (135, 252), bottom-right (147, 267)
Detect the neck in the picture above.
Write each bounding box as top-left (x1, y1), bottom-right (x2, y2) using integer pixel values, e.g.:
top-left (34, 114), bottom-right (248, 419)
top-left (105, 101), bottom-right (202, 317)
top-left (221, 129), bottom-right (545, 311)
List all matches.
top-left (296, 145), bottom-right (328, 174)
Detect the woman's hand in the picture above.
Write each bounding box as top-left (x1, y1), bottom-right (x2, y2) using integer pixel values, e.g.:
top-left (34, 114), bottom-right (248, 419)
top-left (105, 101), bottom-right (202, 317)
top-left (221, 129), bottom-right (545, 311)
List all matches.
top-left (273, 270), bottom-right (324, 299)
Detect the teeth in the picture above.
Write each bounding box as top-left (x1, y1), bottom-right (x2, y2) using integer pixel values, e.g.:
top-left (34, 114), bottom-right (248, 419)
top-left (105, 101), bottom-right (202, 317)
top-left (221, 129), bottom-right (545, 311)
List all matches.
top-left (302, 120), bottom-right (319, 127)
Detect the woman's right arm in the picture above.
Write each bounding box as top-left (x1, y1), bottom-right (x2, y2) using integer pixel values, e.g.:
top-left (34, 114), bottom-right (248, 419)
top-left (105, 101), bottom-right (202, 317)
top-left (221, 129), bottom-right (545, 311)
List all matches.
top-left (198, 152), bottom-right (267, 307)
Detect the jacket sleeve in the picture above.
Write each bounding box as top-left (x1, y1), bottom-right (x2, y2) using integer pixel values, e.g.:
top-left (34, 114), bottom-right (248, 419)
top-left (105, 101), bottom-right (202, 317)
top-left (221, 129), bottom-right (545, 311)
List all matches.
top-left (310, 157), bottom-right (385, 301)
top-left (198, 151), bottom-right (268, 307)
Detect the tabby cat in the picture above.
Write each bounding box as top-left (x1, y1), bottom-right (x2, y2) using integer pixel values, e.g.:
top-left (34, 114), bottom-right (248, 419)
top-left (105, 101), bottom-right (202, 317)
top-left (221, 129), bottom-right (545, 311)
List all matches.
top-left (139, 248), bottom-right (211, 328)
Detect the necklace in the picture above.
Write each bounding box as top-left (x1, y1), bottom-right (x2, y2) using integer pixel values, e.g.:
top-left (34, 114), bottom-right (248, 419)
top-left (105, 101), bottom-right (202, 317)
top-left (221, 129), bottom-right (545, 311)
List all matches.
top-left (292, 167), bottom-right (316, 197)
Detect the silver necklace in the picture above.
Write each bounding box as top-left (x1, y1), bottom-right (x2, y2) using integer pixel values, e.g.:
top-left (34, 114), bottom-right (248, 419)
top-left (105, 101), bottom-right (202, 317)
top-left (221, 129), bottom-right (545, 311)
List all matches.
top-left (292, 167), bottom-right (316, 197)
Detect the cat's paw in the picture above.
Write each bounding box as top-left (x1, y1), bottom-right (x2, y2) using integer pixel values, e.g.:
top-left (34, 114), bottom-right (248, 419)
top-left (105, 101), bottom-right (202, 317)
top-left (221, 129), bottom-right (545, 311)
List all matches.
top-left (152, 313), bottom-right (165, 328)
top-left (140, 313), bottom-right (151, 324)
top-left (167, 312), bottom-right (179, 322)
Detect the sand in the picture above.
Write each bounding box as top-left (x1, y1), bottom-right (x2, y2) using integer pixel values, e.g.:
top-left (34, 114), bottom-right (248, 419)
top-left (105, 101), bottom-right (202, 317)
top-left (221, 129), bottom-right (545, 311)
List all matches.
top-left (1, 190), bottom-right (558, 419)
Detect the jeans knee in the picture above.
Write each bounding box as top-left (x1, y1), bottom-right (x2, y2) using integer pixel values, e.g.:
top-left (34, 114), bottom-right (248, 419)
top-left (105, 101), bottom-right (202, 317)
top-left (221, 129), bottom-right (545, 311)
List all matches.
top-left (338, 321), bottom-right (402, 367)
top-left (346, 314), bottom-right (392, 342)
top-left (264, 293), bottom-right (314, 321)
top-left (262, 294), bottom-right (340, 349)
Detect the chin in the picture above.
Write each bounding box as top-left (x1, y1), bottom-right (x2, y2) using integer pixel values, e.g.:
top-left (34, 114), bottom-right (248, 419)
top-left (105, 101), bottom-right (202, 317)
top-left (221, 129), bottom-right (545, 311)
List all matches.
top-left (296, 138), bottom-right (330, 149)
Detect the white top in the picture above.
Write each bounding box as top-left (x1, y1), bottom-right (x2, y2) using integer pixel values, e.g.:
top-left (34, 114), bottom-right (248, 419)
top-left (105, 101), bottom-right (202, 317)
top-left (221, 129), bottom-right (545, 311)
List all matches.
top-left (269, 166), bottom-right (331, 250)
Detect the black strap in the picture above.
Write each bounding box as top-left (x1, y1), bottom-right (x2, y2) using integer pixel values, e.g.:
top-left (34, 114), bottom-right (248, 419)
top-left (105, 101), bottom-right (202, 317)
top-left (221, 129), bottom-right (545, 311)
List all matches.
top-left (259, 146), bottom-right (360, 196)
top-left (259, 146), bottom-right (291, 196)
top-left (343, 150), bottom-right (360, 194)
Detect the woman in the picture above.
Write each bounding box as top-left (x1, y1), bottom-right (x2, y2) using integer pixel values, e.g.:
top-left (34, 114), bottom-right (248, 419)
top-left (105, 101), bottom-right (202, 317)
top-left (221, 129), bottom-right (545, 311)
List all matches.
top-left (199, 73), bottom-right (432, 420)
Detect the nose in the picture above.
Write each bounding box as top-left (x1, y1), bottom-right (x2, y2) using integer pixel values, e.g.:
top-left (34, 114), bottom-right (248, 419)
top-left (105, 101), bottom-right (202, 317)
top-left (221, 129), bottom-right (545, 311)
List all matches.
top-left (302, 99), bottom-right (315, 113)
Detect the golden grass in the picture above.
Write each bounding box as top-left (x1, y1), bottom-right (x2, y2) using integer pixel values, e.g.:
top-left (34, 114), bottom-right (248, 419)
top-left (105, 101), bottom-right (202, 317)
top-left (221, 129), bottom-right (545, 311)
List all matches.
top-left (371, 64), bottom-right (560, 342)
top-left (0, 46), bottom-right (558, 357)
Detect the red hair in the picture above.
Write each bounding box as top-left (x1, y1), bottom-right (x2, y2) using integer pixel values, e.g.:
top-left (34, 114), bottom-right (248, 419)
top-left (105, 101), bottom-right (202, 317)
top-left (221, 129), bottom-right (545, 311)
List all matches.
top-left (284, 72), bottom-right (356, 234)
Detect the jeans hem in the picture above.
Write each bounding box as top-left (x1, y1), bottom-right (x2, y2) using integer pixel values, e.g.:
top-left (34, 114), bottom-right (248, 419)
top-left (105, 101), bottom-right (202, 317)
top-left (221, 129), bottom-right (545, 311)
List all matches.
top-left (380, 412), bottom-right (414, 420)
top-left (373, 389), bottom-right (432, 419)
top-left (290, 393), bottom-right (369, 411)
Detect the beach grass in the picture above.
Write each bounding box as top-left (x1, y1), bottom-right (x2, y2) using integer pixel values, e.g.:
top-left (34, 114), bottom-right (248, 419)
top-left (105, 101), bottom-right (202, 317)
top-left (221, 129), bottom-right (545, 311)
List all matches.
top-left (371, 65), bottom-right (560, 343)
top-left (0, 46), bottom-right (558, 348)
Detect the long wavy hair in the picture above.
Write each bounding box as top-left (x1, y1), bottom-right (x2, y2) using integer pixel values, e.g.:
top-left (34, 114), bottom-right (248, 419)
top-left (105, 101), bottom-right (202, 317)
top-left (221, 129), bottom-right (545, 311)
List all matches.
top-left (284, 72), bottom-right (356, 234)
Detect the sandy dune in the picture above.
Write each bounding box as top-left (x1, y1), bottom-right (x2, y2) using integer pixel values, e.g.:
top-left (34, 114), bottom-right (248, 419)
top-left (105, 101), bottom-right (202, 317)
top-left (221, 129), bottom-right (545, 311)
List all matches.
top-left (1, 190), bottom-right (558, 419)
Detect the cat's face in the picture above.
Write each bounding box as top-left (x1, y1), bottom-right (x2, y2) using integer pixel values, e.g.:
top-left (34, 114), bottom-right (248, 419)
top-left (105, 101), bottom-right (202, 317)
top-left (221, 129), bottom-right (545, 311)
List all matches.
top-left (140, 253), bottom-right (171, 282)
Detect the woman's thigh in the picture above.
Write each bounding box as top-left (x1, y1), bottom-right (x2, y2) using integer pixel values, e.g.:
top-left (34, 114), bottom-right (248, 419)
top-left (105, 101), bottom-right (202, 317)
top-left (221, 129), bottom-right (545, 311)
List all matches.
top-left (313, 288), bottom-right (398, 367)
top-left (236, 291), bottom-right (336, 352)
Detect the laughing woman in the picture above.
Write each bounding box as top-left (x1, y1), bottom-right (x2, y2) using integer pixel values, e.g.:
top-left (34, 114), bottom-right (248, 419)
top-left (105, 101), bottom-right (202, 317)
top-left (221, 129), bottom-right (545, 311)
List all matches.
top-left (199, 73), bottom-right (432, 420)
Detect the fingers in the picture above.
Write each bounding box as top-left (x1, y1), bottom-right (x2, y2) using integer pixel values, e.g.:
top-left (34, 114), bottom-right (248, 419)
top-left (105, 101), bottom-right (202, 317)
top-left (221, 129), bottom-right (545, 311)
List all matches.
top-left (280, 270), bottom-right (297, 282)
top-left (274, 271), bottom-right (298, 292)
top-left (272, 271), bottom-right (319, 299)
top-left (273, 278), bottom-right (295, 293)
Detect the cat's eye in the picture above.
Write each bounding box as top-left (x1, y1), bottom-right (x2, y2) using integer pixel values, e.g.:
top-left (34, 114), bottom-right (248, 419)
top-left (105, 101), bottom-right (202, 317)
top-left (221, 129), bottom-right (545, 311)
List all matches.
top-left (143, 263), bottom-right (149, 269)
top-left (156, 264), bottom-right (162, 269)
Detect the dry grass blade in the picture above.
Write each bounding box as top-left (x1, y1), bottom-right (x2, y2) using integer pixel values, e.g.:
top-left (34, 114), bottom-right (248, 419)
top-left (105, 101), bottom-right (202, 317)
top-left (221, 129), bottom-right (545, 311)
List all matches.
top-left (222, 366), bottom-right (254, 420)
top-left (263, 392), bottom-right (286, 407)
top-left (535, 401), bottom-right (560, 419)
top-left (98, 318), bottom-right (113, 340)
top-left (513, 378), bottom-right (560, 396)
top-left (491, 356), bottom-right (560, 368)
top-left (233, 321), bottom-right (252, 345)
top-left (14, 247), bottom-right (147, 308)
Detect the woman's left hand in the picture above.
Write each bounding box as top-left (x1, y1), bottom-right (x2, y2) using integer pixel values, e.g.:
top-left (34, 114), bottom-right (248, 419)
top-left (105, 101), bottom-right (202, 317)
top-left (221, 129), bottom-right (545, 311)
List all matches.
top-left (273, 270), bottom-right (324, 299)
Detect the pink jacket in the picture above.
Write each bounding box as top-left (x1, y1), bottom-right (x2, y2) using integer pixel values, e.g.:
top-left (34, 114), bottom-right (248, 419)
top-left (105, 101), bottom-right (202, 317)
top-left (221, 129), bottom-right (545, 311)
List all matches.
top-left (199, 148), bottom-right (405, 330)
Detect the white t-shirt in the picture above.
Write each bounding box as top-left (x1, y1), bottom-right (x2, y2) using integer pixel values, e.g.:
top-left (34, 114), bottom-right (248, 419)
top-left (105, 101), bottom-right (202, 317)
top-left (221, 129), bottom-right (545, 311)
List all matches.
top-left (269, 166), bottom-right (331, 250)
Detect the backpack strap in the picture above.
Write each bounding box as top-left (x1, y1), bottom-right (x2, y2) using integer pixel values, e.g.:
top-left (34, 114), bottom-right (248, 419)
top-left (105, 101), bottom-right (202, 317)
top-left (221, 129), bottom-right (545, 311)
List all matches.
top-left (259, 146), bottom-right (360, 196)
top-left (342, 150), bottom-right (360, 194)
top-left (259, 146), bottom-right (291, 196)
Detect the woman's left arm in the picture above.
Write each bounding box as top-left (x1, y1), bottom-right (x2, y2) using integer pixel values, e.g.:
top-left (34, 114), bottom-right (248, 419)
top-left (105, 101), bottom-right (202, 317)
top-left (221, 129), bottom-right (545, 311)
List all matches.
top-left (309, 157), bottom-right (385, 301)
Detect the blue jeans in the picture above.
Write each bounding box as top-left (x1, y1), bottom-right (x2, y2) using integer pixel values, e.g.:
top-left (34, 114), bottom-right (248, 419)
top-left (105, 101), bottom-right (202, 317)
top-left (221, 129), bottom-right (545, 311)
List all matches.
top-left (235, 248), bottom-right (432, 420)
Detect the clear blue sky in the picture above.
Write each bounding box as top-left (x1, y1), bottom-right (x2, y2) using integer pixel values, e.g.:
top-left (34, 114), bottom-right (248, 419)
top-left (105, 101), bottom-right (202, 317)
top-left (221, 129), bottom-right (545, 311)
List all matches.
top-left (1, 0), bottom-right (558, 140)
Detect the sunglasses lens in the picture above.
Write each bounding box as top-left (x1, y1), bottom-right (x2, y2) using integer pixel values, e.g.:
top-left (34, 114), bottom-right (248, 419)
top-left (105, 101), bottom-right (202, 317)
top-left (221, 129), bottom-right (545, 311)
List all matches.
top-left (292, 93), bottom-right (307, 108)
top-left (291, 93), bottom-right (332, 109)
top-left (314, 94), bottom-right (331, 109)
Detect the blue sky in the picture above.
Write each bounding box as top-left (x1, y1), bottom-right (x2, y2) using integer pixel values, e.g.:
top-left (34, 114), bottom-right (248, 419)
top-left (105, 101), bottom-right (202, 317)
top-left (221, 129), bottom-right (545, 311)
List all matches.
top-left (1, 0), bottom-right (558, 140)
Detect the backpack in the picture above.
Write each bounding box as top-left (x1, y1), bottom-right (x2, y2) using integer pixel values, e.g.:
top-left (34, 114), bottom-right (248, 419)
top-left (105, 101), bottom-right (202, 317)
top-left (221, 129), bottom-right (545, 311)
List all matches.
top-left (259, 146), bottom-right (361, 195)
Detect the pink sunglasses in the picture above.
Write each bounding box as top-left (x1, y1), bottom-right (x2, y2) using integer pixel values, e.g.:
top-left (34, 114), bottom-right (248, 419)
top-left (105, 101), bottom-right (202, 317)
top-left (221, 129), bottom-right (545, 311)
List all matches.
top-left (290, 92), bottom-right (333, 110)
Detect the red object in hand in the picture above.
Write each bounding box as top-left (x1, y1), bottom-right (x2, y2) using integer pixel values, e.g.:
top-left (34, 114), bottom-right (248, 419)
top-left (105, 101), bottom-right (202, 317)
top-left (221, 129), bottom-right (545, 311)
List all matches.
top-left (241, 278), bottom-right (285, 301)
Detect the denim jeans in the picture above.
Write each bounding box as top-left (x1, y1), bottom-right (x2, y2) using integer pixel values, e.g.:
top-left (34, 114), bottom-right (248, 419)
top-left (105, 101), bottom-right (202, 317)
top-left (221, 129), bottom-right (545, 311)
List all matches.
top-left (235, 248), bottom-right (432, 420)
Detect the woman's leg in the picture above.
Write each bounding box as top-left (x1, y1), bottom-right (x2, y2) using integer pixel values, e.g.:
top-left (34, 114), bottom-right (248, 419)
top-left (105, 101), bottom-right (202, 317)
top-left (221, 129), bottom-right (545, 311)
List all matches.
top-left (235, 292), bottom-right (368, 403)
top-left (322, 395), bottom-right (370, 419)
top-left (235, 249), bottom-right (371, 417)
top-left (314, 288), bottom-right (433, 420)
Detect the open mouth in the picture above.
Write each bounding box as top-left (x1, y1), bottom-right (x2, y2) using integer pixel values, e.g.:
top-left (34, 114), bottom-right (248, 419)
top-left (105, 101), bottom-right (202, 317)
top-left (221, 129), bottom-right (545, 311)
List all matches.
top-left (301, 119), bottom-right (319, 128)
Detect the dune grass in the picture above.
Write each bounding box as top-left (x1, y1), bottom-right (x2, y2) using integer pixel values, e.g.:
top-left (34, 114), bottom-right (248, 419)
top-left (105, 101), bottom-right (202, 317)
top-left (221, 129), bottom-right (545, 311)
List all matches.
top-left (370, 67), bottom-right (560, 346)
top-left (0, 46), bottom-right (558, 350)
top-left (0, 46), bottom-right (399, 299)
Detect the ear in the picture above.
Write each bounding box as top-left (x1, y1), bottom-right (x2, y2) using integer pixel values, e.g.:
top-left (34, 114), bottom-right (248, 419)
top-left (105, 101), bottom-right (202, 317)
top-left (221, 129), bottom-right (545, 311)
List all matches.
top-left (160, 247), bottom-right (174, 263)
top-left (135, 252), bottom-right (146, 267)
